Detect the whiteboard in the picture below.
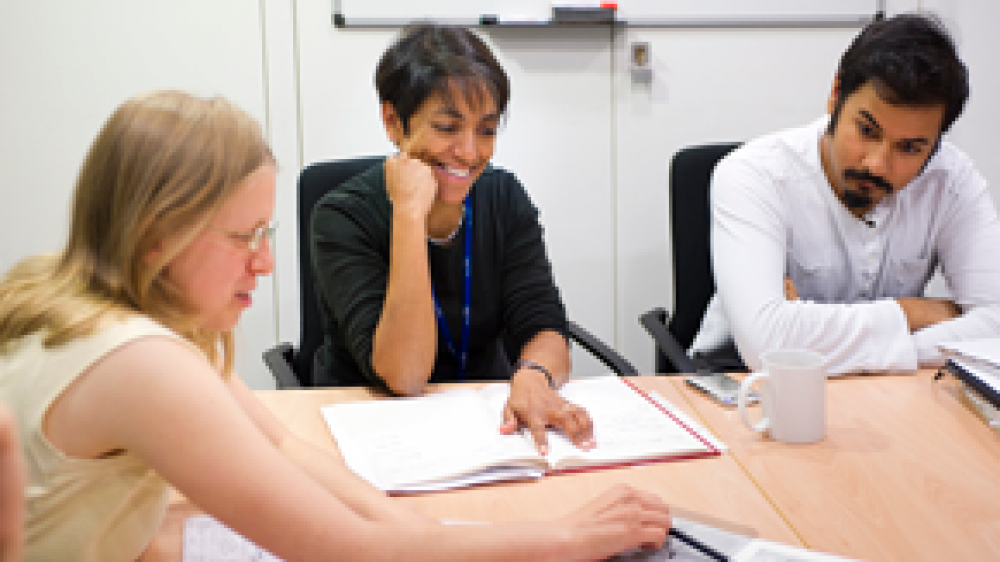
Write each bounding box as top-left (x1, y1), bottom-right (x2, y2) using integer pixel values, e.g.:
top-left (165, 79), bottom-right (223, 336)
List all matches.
top-left (337, 0), bottom-right (880, 24)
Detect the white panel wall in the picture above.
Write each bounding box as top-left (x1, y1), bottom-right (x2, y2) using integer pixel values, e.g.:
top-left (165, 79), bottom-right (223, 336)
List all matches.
top-left (261, 0), bottom-right (302, 389)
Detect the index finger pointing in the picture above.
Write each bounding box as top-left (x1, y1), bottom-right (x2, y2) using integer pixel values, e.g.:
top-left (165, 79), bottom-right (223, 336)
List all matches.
top-left (526, 417), bottom-right (549, 456)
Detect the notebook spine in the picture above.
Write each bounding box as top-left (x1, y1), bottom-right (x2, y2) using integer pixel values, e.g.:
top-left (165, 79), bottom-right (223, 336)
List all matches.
top-left (946, 359), bottom-right (1000, 409)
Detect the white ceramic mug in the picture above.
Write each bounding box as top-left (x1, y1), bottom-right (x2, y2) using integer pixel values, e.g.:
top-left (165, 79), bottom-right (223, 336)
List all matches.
top-left (737, 349), bottom-right (827, 444)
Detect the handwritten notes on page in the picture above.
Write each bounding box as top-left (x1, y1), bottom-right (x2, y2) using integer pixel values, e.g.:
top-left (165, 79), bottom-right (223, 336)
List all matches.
top-left (322, 375), bottom-right (723, 493)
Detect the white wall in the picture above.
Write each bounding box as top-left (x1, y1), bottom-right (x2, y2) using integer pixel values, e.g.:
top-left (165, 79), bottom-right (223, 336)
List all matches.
top-left (921, 1), bottom-right (1000, 191)
top-left (2, 0), bottom-right (997, 387)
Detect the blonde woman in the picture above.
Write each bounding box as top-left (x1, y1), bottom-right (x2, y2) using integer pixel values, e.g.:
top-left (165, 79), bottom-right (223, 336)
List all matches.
top-left (0, 91), bottom-right (670, 561)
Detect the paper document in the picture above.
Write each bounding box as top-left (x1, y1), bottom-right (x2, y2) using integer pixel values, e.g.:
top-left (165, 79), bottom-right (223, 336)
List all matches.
top-left (950, 358), bottom-right (1000, 397)
top-left (321, 375), bottom-right (724, 493)
top-left (939, 339), bottom-right (1000, 373)
top-left (182, 515), bottom-right (281, 562)
top-left (938, 340), bottom-right (1000, 411)
top-left (733, 540), bottom-right (860, 561)
top-left (610, 517), bottom-right (858, 561)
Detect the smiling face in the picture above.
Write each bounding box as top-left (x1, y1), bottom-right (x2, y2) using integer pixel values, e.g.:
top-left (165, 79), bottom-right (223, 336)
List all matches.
top-left (383, 81), bottom-right (500, 206)
top-left (161, 164), bottom-right (276, 332)
top-left (820, 81), bottom-right (945, 218)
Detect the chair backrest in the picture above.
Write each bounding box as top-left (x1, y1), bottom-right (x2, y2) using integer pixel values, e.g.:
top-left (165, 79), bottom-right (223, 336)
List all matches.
top-left (660, 142), bottom-right (741, 372)
top-left (295, 156), bottom-right (386, 385)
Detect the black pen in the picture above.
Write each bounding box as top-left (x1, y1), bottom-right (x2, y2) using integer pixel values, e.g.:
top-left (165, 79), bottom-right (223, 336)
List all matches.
top-left (669, 528), bottom-right (728, 561)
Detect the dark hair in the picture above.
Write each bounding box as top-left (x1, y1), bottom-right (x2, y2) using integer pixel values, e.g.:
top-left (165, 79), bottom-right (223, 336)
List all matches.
top-left (830, 13), bottom-right (968, 135)
top-left (375, 23), bottom-right (510, 132)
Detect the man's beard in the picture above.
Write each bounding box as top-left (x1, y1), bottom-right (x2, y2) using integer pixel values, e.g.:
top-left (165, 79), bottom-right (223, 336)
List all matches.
top-left (840, 168), bottom-right (894, 211)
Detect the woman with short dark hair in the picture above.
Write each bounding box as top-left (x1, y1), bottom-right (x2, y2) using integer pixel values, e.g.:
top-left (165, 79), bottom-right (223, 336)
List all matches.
top-left (313, 23), bottom-right (596, 454)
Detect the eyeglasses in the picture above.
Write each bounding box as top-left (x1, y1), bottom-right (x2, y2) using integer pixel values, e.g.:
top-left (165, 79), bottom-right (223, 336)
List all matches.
top-left (216, 221), bottom-right (278, 253)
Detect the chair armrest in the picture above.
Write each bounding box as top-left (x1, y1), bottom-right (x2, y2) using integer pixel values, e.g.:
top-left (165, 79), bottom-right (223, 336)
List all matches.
top-left (263, 343), bottom-right (302, 389)
top-left (638, 307), bottom-right (698, 374)
top-left (567, 321), bottom-right (638, 376)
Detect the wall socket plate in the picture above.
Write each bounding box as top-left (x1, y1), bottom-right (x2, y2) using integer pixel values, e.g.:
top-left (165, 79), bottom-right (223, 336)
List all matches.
top-left (630, 42), bottom-right (653, 83)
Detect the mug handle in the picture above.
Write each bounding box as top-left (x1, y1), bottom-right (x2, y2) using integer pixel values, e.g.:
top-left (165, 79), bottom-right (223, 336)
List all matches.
top-left (738, 372), bottom-right (770, 433)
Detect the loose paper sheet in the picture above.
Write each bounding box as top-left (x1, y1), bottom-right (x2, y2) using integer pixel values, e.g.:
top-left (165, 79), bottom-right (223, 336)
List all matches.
top-left (610, 517), bottom-right (858, 561)
top-left (182, 515), bottom-right (281, 562)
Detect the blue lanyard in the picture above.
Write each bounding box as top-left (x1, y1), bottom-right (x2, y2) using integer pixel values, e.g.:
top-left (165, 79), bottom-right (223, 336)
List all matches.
top-left (431, 200), bottom-right (472, 381)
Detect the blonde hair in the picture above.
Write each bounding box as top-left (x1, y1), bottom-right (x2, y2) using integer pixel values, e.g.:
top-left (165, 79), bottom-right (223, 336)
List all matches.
top-left (0, 91), bottom-right (275, 377)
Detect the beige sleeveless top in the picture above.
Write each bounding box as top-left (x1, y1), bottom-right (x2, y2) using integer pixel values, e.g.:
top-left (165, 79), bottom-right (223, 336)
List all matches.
top-left (0, 316), bottom-right (194, 562)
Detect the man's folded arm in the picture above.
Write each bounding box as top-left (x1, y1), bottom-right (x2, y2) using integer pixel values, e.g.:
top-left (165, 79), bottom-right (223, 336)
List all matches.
top-left (907, 162), bottom-right (1000, 365)
top-left (711, 159), bottom-right (918, 374)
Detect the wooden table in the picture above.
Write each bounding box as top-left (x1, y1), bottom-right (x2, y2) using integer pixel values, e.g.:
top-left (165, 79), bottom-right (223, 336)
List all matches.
top-left (671, 370), bottom-right (1000, 561)
top-left (141, 375), bottom-right (800, 560)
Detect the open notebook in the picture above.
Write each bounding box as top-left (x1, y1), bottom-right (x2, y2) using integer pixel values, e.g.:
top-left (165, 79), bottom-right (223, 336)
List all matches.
top-left (321, 375), bottom-right (724, 493)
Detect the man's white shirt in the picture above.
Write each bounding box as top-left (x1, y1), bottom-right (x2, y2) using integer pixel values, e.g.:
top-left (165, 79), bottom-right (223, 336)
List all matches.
top-left (690, 116), bottom-right (1000, 374)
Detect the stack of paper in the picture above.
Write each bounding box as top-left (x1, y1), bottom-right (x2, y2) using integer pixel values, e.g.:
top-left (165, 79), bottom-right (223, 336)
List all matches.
top-left (938, 339), bottom-right (1000, 431)
top-left (962, 387), bottom-right (1000, 435)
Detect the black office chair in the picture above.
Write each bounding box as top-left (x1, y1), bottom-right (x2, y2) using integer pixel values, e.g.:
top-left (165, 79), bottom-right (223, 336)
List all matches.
top-left (639, 142), bottom-right (745, 374)
top-left (264, 157), bottom-right (638, 388)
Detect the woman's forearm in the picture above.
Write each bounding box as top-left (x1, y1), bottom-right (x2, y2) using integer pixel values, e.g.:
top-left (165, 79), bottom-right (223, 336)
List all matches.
top-left (372, 210), bottom-right (437, 395)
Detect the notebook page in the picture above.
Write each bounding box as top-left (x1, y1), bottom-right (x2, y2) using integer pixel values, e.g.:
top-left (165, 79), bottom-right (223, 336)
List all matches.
top-left (478, 376), bottom-right (719, 468)
top-left (547, 376), bottom-right (713, 467)
top-left (939, 338), bottom-right (1000, 370)
top-left (321, 390), bottom-right (540, 491)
